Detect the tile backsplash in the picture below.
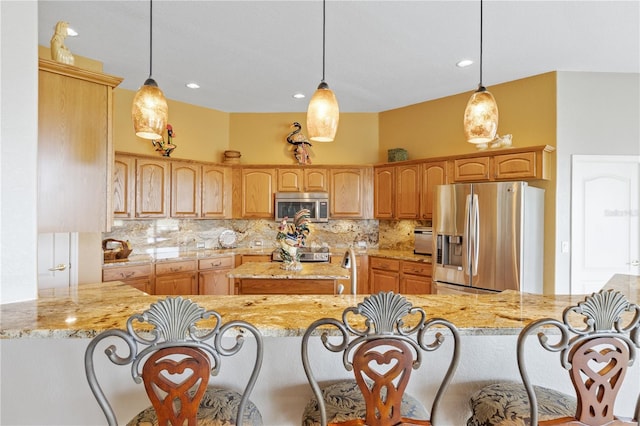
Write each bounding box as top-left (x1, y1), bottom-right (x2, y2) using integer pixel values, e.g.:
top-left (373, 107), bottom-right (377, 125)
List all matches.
top-left (103, 219), bottom-right (426, 255)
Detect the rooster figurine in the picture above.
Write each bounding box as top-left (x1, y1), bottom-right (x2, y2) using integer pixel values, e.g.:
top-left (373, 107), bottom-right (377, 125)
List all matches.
top-left (286, 122), bottom-right (312, 165)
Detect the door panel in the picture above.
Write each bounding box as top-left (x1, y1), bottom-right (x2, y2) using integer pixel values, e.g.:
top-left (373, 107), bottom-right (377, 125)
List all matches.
top-left (571, 155), bottom-right (639, 294)
top-left (38, 233), bottom-right (71, 289)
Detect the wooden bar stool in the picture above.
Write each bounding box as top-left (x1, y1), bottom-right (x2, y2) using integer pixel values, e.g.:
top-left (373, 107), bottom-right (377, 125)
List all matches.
top-left (301, 291), bottom-right (461, 426)
top-left (85, 296), bottom-right (264, 426)
top-left (467, 289), bottom-right (640, 426)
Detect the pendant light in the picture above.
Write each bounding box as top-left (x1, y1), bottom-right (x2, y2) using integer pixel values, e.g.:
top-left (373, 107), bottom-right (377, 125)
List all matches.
top-left (306, 0), bottom-right (339, 143)
top-left (132, 0), bottom-right (168, 140)
top-left (463, 0), bottom-right (499, 144)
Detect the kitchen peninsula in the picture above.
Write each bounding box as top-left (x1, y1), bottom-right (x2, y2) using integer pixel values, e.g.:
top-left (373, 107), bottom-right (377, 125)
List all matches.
top-left (1, 275), bottom-right (638, 425)
top-left (227, 261), bottom-right (350, 295)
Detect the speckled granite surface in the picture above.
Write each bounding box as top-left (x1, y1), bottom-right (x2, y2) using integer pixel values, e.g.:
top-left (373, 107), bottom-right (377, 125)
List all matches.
top-left (227, 262), bottom-right (350, 279)
top-left (1, 275), bottom-right (637, 340)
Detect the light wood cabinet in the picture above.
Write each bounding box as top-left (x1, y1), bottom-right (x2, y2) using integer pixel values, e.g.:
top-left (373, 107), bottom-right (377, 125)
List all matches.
top-left (400, 261), bottom-right (432, 294)
top-left (113, 155), bottom-right (135, 219)
top-left (277, 168), bottom-right (328, 192)
top-left (171, 162), bottom-right (200, 217)
top-left (198, 256), bottom-right (235, 295)
top-left (38, 58), bottom-right (122, 232)
top-left (374, 166), bottom-right (394, 219)
top-left (369, 257), bottom-right (401, 293)
top-left (154, 260), bottom-right (197, 295)
top-left (136, 158), bottom-right (170, 218)
top-left (102, 263), bottom-right (152, 293)
top-left (420, 161), bottom-right (447, 220)
top-left (201, 165), bottom-right (231, 218)
top-left (453, 157), bottom-right (491, 182)
top-left (369, 257), bottom-right (432, 294)
top-left (240, 168), bottom-right (276, 218)
top-left (330, 168), bottom-right (372, 218)
top-left (395, 164), bottom-right (421, 219)
top-left (493, 151), bottom-right (546, 180)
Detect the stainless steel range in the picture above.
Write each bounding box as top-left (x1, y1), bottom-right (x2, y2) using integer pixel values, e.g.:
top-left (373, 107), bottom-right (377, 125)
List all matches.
top-left (271, 247), bottom-right (330, 262)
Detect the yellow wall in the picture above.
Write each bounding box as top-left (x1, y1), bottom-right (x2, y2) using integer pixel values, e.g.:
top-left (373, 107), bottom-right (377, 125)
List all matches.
top-left (229, 113), bottom-right (379, 165)
top-left (113, 89), bottom-right (230, 163)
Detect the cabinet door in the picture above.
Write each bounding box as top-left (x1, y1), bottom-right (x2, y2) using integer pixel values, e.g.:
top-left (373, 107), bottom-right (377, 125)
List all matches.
top-left (370, 268), bottom-right (399, 293)
top-left (171, 162), bottom-right (200, 217)
top-left (38, 59), bottom-right (121, 232)
top-left (420, 161), bottom-right (447, 220)
top-left (453, 157), bottom-right (491, 182)
top-left (395, 164), bottom-right (421, 219)
top-left (374, 166), bottom-right (394, 219)
top-left (493, 151), bottom-right (538, 180)
top-left (277, 169), bottom-right (302, 192)
top-left (136, 159), bottom-right (169, 217)
top-left (304, 169), bottom-right (328, 192)
top-left (202, 165), bottom-right (231, 218)
top-left (155, 272), bottom-right (197, 295)
top-left (199, 270), bottom-right (233, 295)
top-left (400, 274), bottom-right (431, 294)
top-left (330, 168), bottom-right (365, 218)
top-left (241, 168), bottom-right (276, 218)
top-left (113, 155), bottom-right (135, 218)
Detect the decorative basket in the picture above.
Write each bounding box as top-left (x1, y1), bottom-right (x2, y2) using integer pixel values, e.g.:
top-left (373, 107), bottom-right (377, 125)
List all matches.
top-left (102, 238), bottom-right (132, 261)
top-left (388, 148), bottom-right (408, 162)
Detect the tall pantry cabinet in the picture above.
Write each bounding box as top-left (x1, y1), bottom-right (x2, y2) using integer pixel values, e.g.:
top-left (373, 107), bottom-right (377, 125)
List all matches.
top-left (38, 58), bottom-right (122, 232)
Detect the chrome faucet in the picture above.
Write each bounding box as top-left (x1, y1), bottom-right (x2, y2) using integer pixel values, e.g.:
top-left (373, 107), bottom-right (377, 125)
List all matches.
top-left (341, 247), bottom-right (358, 295)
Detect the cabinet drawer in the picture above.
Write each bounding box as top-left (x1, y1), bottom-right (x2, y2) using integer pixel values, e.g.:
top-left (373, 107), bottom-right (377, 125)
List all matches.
top-left (155, 260), bottom-right (197, 275)
top-left (369, 257), bottom-right (400, 272)
top-left (401, 261), bottom-right (432, 276)
top-left (198, 256), bottom-right (234, 270)
top-left (103, 264), bottom-right (152, 281)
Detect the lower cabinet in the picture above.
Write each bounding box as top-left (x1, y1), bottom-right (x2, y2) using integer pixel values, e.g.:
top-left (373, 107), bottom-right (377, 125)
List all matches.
top-left (198, 256), bottom-right (235, 295)
top-left (369, 256), bottom-right (432, 294)
top-left (102, 263), bottom-right (153, 293)
top-left (154, 260), bottom-right (197, 295)
top-left (330, 254), bottom-right (369, 294)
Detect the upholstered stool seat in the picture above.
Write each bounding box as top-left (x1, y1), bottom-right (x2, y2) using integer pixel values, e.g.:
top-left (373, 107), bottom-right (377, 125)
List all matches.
top-left (128, 386), bottom-right (263, 426)
top-left (466, 381), bottom-right (578, 425)
top-left (302, 380), bottom-right (429, 426)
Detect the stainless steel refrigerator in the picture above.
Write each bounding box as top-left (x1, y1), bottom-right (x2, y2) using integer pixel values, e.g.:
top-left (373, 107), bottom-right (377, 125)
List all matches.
top-left (433, 181), bottom-right (544, 294)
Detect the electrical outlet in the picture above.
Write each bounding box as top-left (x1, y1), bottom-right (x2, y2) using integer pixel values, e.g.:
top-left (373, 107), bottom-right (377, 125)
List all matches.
top-left (561, 241), bottom-right (569, 253)
top-left (196, 242), bottom-right (205, 249)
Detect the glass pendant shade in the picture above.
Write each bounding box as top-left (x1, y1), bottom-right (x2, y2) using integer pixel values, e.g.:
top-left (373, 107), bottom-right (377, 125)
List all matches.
top-left (463, 87), bottom-right (499, 144)
top-left (132, 78), bottom-right (169, 140)
top-left (307, 82), bottom-right (340, 143)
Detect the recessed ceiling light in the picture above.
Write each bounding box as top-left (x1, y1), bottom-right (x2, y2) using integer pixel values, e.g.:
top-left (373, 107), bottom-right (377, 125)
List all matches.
top-left (186, 82), bottom-right (200, 89)
top-left (292, 92), bottom-right (305, 99)
top-left (457, 59), bottom-right (474, 68)
top-left (66, 27), bottom-right (78, 37)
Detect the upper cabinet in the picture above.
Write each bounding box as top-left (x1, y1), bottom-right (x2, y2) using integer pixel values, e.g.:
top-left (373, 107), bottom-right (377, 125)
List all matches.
top-left (373, 166), bottom-right (394, 219)
top-left (114, 153), bottom-right (231, 220)
top-left (276, 168), bottom-right (328, 192)
top-left (239, 168), bottom-right (276, 218)
top-left (395, 164), bottom-right (421, 219)
top-left (453, 157), bottom-right (491, 182)
top-left (420, 161), bottom-right (447, 220)
top-left (38, 58), bottom-right (122, 232)
top-left (329, 167), bottom-right (373, 219)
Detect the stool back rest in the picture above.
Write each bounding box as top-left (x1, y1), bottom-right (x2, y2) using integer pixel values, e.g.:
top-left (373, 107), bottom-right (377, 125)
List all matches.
top-left (516, 289), bottom-right (640, 426)
top-left (85, 296), bottom-right (263, 426)
top-left (301, 292), bottom-right (461, 426)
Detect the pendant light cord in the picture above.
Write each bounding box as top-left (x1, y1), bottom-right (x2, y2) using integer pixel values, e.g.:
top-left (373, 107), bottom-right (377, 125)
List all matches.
top-left (321, 0), bottom-right (326, 83)
top-left (149, 0), bottom-right (153, 78)
top-left (479, 0), bottom-right (483, 87)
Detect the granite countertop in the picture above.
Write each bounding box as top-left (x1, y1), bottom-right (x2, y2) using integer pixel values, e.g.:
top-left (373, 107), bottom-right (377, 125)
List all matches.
top-left (1, 275), bottom-right (637, 340)
top-left (227, 262), bottom-right (350, 280)
top-left (102, 247), bottom-right (430, 268)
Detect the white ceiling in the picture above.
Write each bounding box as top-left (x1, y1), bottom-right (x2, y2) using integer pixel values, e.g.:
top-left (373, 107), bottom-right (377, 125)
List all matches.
top-left (38, 1), bottom-right (639, 113)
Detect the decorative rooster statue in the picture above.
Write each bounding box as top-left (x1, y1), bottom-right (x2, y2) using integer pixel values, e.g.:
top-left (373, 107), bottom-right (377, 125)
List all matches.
top-left (286, 122), bottom-right (313, 165)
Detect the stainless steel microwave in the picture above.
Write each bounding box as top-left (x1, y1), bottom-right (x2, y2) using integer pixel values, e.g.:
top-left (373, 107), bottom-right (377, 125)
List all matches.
top-left (275, 192), bottom-right (329, 222)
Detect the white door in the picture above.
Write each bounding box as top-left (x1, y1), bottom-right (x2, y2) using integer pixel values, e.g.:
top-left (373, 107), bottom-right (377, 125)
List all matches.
top-left (38, 233), bottom-right (72, 289)
top-left (571, 155), bottom-right (639, 294)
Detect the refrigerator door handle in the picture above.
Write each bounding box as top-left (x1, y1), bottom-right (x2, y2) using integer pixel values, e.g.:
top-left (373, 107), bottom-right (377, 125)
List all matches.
top-left (472, 193), bottom-right (480, 276)
top-left (464, 194), bottom-right (472, 276)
